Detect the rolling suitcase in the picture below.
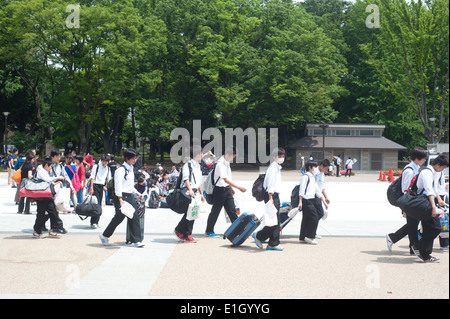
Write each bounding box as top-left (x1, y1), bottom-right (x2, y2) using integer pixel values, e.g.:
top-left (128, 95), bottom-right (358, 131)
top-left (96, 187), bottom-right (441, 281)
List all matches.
top-left (223, 212), bottom-right (262, 246)
top-left (280, 208), bottom-right (299, 231)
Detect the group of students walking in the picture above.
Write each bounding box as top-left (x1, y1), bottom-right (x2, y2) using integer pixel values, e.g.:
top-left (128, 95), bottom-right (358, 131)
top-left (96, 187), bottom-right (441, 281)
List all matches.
top-left (22, 146), bottom-right (448, 262)
top-left (386, 148), bottom-right (449, 263)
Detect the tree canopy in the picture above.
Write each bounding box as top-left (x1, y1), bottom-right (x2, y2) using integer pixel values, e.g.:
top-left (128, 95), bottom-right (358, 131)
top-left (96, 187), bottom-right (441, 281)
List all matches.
top-left (0, 0), bottom-right (448, 158)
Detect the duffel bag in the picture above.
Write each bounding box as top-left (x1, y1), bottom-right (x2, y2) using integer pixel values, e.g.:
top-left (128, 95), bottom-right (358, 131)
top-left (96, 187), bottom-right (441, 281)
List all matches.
top-left (75, 195), bottom-right (100, 220)
top-left (166, 188), bottom-right (192, 214)
top-left (19, 178), bottom-right (55, 199)
top-left (397, 192), bottom-right (433, 221)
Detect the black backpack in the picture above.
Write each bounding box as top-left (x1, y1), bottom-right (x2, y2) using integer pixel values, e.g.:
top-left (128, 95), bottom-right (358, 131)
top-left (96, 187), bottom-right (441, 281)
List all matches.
top-left (290, 175), bottom-right (310, 207)
top-left (252, 174), bottom-right (266, 202)
top-left (106, 166), bottom-right (129, 200)
top-left (386, 166), bottom-right (413, 207)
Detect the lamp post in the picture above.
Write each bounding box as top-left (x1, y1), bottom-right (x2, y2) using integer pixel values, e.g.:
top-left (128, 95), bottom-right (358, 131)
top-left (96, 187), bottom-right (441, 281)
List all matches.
top-left (3, 112), bottom-right (10, 155)
top-left (319, 123), bottom-right (329, 161)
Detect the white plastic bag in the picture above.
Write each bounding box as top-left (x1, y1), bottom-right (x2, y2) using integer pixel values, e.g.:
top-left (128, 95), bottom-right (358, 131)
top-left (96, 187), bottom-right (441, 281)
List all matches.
top-left (121, 201), bottom-right (135, 219)
top-left (186, 199), bottom-right (201, 221)
top-left (54, 186), bottom-right (71, 212)
top-left (263, 201), bottom-right (278, 227)
top-left (322, 203), bottom-right (329, 220)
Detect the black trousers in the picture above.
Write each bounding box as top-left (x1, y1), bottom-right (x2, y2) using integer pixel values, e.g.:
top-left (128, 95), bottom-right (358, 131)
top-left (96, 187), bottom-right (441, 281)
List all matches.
top-left (256, 192), bottom-right (281, 247)
top-left (103, 193), bottom-right (141, 243)
top-left (175, 193), bottom-right (197, 237)
top-left (206, 186), bottom-right (238, 233)
top-left (417, 215), bottom-right (441, 259)
top-left (34, 199), bottom-right (59, 234)
top-left (91, 183), bottom-right (104, 225)
top-left (299, 197), bottom-right (321, 240)
top-left (389, 214), bottom-right (420, 248)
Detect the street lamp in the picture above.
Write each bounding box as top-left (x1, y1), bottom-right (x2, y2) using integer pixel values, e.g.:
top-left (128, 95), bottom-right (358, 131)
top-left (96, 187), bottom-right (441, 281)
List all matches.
top-left (3, 112), bottom-right (10, 155)
top-left (319, 123), bottom-right (329, 161)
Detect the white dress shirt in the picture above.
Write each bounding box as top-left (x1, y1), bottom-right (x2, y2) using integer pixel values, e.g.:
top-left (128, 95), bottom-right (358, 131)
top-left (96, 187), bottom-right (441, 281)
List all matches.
top-left (114, 162), bottom-right (137, 197)
top-left (182, 159), bottom-right (202, 189)
top-left (214, 156), bottom-right (232, 187)
top-left (37, 169), bottom-right (54, 183)
top-left (299, 172), bottom-right (322, 199)
top-left (416, 165), bottom-right (436, 197)
top-left (436, 171), bottom-right (447, 196)
top-left (401, 161), bottom-right (420, 193)
top-left (92, 164), bottom-right (111, 185)
top-left (314, 170), bottom-right (325, 192)
top-left (263, 161), bottom-right (282, 194)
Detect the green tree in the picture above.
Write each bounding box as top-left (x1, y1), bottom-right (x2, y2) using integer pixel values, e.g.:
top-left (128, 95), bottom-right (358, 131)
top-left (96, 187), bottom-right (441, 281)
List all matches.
top-left (362, 0), bottom-right (449, 144)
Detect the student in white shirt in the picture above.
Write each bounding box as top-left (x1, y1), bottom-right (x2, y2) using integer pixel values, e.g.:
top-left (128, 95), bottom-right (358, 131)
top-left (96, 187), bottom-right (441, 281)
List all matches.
top-left (88, 154), bottom-right (112, 229)
top-left (100, 149), bottom-right (145, 248)
top-left (174, 146), bottom-right (205, 243)
top-left (411, 154), bottom-right (448, 263)
top-left (32, 158), bottom-right (65, 239)
top-left (298, 161), bottom-right (323, 245)
top-left (386, 147), bottom-right (427, 253)
top-left (253, 148), bottom-right (285, 251)
top-left (205, 147), bottom-right (247, 237)
top-left (435, 170), bottom-right (449, 249)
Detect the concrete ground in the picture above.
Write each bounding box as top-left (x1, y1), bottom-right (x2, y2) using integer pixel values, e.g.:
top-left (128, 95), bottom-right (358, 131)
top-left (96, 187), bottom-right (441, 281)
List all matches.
top-left (0, 170), bottom-right (448, 299)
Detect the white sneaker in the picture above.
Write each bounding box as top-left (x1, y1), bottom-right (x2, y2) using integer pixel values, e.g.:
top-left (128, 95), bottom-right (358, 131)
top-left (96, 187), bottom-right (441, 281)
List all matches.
top-left (386, 234), bottom-right (393, 252)
top-left (304, 237), bottom-right (318, 245)
top-left (126, 242), bottom-right (145, 248)
top-left (99, 234), bottom-right (110, 246)
top-left (315, 234), bottom-right (322, 239)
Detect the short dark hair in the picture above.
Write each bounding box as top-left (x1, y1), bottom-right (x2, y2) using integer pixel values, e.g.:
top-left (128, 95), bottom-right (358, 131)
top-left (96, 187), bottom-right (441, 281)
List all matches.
top-left (42, 158), bottom-right (53, 168)
top-left (320, 159), bottom-right (330, 167)
top-left (75, 155), bottom-right (84, 163)
top-left (305, 160), bottom-right (318, 171)
top-left (272, 147), bottom-right (285, 158)
top-left (432, 154), bottom-right (449, 167)
top-left (50, 149), bottom-right (61, 157)
top-left (101, 154), bottom-right (111, 162)
top-left (124, 148), bottom-right (138, 161)
top-left (410, 147), bottom-right (427, 161)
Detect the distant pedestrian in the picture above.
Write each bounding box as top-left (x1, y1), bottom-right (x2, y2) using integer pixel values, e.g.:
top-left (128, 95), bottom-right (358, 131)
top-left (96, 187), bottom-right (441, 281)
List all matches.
top-left (298, 161), bottom-right (323, 245)
top-left (99, 148), bottom-right (145, 248)
top-left (344, 157), bottom-right (353, 177)
top-left (205, 146), bottom-right (247, 237)
top-left (32, 158), bottom-right (65, 239)
top-left (386, 148), bottom-right (427, 254)
top-left (173, 146), bottom-right (205, 243)
top-left (17, 152), bottom-right (36, 214)
top-left (88, 154), bottom-right (111, 229)
top-left (410, 154), bottom-right (449, 263)
top-left (253, 147), bottom-right (286, 251)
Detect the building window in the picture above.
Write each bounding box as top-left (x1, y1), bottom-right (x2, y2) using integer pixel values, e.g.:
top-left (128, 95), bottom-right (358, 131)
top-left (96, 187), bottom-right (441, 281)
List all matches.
top-left (359, 130), bottom-right (375, 136)
top-left (335, 129), bottom-right (351, 136)
top-left (311, 129), bottom-right (327, 136)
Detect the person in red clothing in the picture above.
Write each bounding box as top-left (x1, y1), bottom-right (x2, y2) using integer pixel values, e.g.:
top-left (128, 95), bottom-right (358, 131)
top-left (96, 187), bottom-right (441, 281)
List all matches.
top-left (75, 155), bottom-right (86, 204)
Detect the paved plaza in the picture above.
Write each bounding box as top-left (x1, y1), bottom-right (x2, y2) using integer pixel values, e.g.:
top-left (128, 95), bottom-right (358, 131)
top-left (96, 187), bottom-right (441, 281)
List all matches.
top-left (0, 171), bottom-right (448, 299)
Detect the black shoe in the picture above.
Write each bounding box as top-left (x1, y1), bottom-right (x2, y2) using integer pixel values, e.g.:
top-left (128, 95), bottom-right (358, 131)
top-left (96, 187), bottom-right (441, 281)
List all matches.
top-left (55, 228), bottom-right (68, 234)
top-left (411, 245), bottom-right (424, 262)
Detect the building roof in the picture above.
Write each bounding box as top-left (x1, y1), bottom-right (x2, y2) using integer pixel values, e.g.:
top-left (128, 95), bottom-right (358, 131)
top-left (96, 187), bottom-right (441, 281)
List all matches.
top-left (286, 136), bottom-right (407, 150)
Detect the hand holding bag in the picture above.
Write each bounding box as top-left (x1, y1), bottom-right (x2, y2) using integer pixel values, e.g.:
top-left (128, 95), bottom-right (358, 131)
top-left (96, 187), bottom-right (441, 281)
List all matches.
top-left (75, 195), bottom-right (100, 220)
top-left (263, 201), bottom-right (278, 227)
top-left (186, 198), bottom-right (201, 221)
top-left (121, 201), bottom-right (135, 219)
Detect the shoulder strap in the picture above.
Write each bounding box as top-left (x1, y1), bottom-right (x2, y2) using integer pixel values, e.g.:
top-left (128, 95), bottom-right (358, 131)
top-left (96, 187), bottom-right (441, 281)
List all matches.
top-left (304, 175), bottom-right (311, 195)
